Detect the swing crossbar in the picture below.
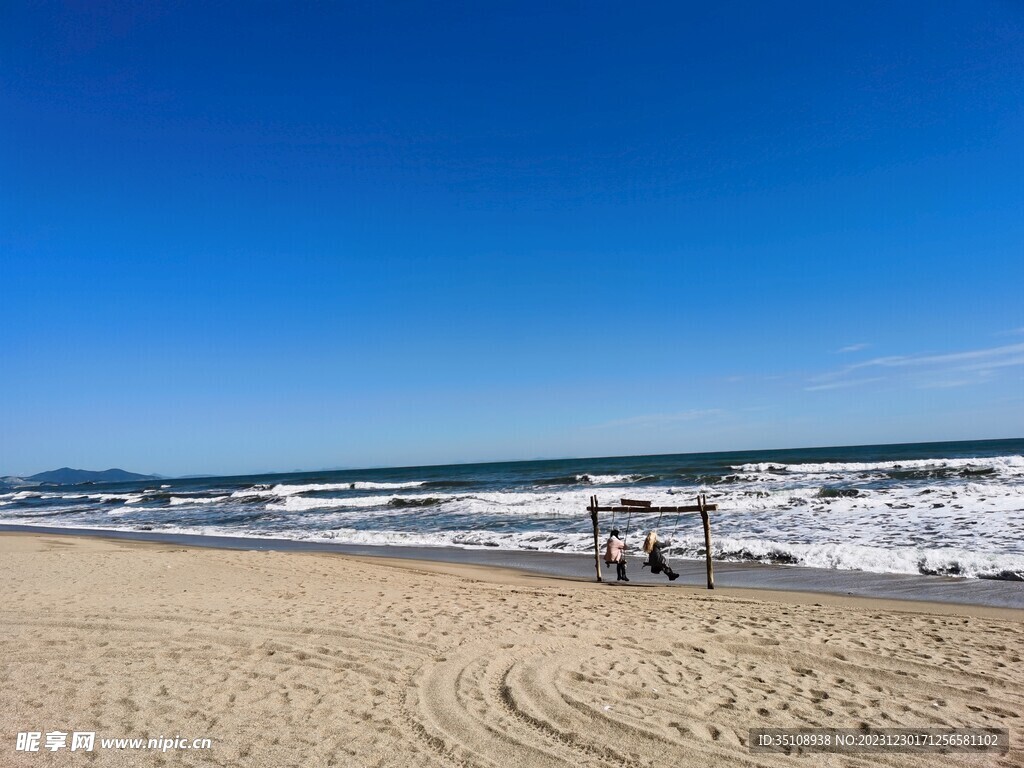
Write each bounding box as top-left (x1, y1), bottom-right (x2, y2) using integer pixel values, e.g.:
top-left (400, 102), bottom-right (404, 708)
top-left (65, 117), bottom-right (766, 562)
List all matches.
top-left (586, 503), bottom-right (717, 514)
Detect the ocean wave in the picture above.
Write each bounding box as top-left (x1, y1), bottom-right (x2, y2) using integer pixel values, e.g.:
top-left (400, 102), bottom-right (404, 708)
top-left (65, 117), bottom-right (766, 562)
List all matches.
top-left (267, 495), bottom-right (392, 512)
top-left (169, 495), bottom-right (229, 506)
top-left (660, 535), bottom-right (1024, 581)
top-left (231, 481), bottom-right (426, 498)
top-left (388, 496), bottom-right (446, 508)
top-left (106, 506), bottom-right (138, 517)
top-left (279, 481), bottom-right (425, 493)
top-left (420, 479), bottom-right (476, 489)
top-left (89, 523), bottom-right (1024, 581)
top-left (219, 526), bottom-right (595, 553)
top-left (534, 474), bottom-right (588, 486)
top-left (3, 491), bottom-right (44, 500)
top-left (4, 514), bottom-right (1022, 581)
top-left (729, 463), bottom-right (788, 473)
top-left (535, 473), bottom-right (650, 487)
top-left (262, 489), bottom-right (607, 517)
top-left (6, 482), bottom-right (1020, 524)
top-left (733, 455), bottom-right (1024, 477)
top-left (883, 466), bottom-right (1000, 481)
top-left (3, 507), bottom-right (90, 519)
top-left (83, 493), bottom-right (146, 503)
top-left (581, 473), bottom-right (652, 484)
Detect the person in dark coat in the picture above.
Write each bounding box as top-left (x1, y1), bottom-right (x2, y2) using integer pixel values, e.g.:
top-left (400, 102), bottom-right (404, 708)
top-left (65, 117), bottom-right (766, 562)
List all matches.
top-left (642, 531), bottom-right (679, 581)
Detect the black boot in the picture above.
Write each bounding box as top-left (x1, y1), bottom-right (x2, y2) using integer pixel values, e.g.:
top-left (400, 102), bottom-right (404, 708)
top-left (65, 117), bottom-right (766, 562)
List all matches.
top-left (667, 568), bottom-right (679, 581)
top-left (617, 562), bottom-right (628, 582)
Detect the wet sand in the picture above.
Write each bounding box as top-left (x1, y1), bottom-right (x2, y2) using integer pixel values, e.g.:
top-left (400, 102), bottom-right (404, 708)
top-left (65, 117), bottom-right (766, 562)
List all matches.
top-left (1, 532), bottom-right (1022, 767)
top-left (3, 523), bottom-right (1023, 610)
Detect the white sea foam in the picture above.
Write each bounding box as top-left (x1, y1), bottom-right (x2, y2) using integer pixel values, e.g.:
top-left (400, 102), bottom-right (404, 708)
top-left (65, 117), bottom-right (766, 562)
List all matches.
top-left (230, 482), bottom-right (1024, 547)
top-left (576, 474), bottom-right (645, 485)
top-left (223, 526), bottom-right (597, 553)
top-left (661, 534), bottom-right (1024, 580)
top-left (85, 493), bottom-right (144, 502)
top-left (274, 481), bottom-right (424, 494)
top-left (169, 495), bottom-right (229, 506)
top-left (268, 495), bottom-right (387, 512)
top-left (270, 489), bottom-right (603, 515)
top-left (230, 481), bottom-right (426, 499)
top-left (2, 511), bottom-right (1020, 580)
top-left (22, 493), bottom-right (86, 500)
top-left (733, 454), bottom-right (1024, 476)
top-left (733, 463), bottom-right (787, 472)
top-left (123, 525), bottom-right (1024, 580)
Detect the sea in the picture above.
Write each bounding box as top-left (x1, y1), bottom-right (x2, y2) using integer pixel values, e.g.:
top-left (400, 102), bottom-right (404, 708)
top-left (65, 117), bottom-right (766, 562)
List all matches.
top-left (2, 438), bottom-right (1022, 582)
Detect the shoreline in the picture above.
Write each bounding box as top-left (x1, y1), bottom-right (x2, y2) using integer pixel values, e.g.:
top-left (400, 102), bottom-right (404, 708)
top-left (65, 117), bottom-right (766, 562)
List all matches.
top-left (3, 523), bottom-right (1024, 614)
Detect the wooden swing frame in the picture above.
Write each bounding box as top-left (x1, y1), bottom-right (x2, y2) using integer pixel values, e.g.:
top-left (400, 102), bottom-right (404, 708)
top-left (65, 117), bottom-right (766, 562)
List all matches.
top-left (587, 494), bottom-right (718, 589)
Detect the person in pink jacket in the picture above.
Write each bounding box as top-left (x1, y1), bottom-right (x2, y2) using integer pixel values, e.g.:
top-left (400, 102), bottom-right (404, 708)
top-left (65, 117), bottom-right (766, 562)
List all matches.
top-left (604, 529), bottom-right (629, 581)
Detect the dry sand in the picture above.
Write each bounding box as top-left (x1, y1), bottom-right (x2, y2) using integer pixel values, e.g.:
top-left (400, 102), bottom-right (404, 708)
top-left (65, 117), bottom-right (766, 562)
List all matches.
top-left (1, 533), bottom-right (1022, 767)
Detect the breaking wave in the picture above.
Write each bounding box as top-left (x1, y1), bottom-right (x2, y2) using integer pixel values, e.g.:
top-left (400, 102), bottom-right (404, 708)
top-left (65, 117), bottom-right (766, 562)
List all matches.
top-left (734, 455), bottom-right (1024, 477)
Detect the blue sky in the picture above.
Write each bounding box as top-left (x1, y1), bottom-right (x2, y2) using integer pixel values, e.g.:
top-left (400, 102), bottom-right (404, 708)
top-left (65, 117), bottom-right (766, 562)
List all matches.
top-left (2, 1), bottom-right (1023, 476)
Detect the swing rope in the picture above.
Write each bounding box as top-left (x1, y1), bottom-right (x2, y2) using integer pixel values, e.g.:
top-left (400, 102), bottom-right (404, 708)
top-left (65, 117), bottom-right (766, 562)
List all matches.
top-left (622, 506), bottom-right (634, 544)
top-left (666, 508), bottom-right (683, 554)
top-left (664, 492), bottom-right (706, 554)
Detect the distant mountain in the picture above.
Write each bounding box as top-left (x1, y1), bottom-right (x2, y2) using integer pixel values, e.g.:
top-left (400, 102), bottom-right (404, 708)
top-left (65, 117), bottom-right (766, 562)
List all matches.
top-left (26, 467), bottom-right (159, 485)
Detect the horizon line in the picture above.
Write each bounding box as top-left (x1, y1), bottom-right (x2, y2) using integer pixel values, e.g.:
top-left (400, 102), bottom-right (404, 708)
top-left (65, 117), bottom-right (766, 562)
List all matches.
top-left (5, 435), bottom-right (1022, 483)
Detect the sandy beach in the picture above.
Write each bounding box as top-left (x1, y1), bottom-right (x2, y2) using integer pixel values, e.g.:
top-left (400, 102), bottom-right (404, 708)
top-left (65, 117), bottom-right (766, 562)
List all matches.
top-left (2, 533), bottom-right (1022, 767)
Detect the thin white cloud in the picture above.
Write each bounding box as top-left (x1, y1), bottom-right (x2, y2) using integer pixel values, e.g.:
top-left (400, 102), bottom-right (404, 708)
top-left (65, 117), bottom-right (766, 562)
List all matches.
top-left (823, 344), bottom-right (1024, 376)
top-left (916, 378), bottom-right (986, 390)
top-left (804, 377), bottom-right (885, 392)
top-left (836, 343), bottom-right (869, 353)
top-left (811, 342), bottom-right (1024, 388)
top-left (875, 342), bottom-right (1024, 369)
top-left (953, 354), bottom-right (1024, 373)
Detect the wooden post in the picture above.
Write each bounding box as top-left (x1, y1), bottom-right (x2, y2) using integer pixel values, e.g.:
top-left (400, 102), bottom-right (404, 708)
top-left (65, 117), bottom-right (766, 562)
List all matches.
top-left (699, 493), bottom-right (714, 590)
top-left (590, 495), bottom-right (602, 583)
